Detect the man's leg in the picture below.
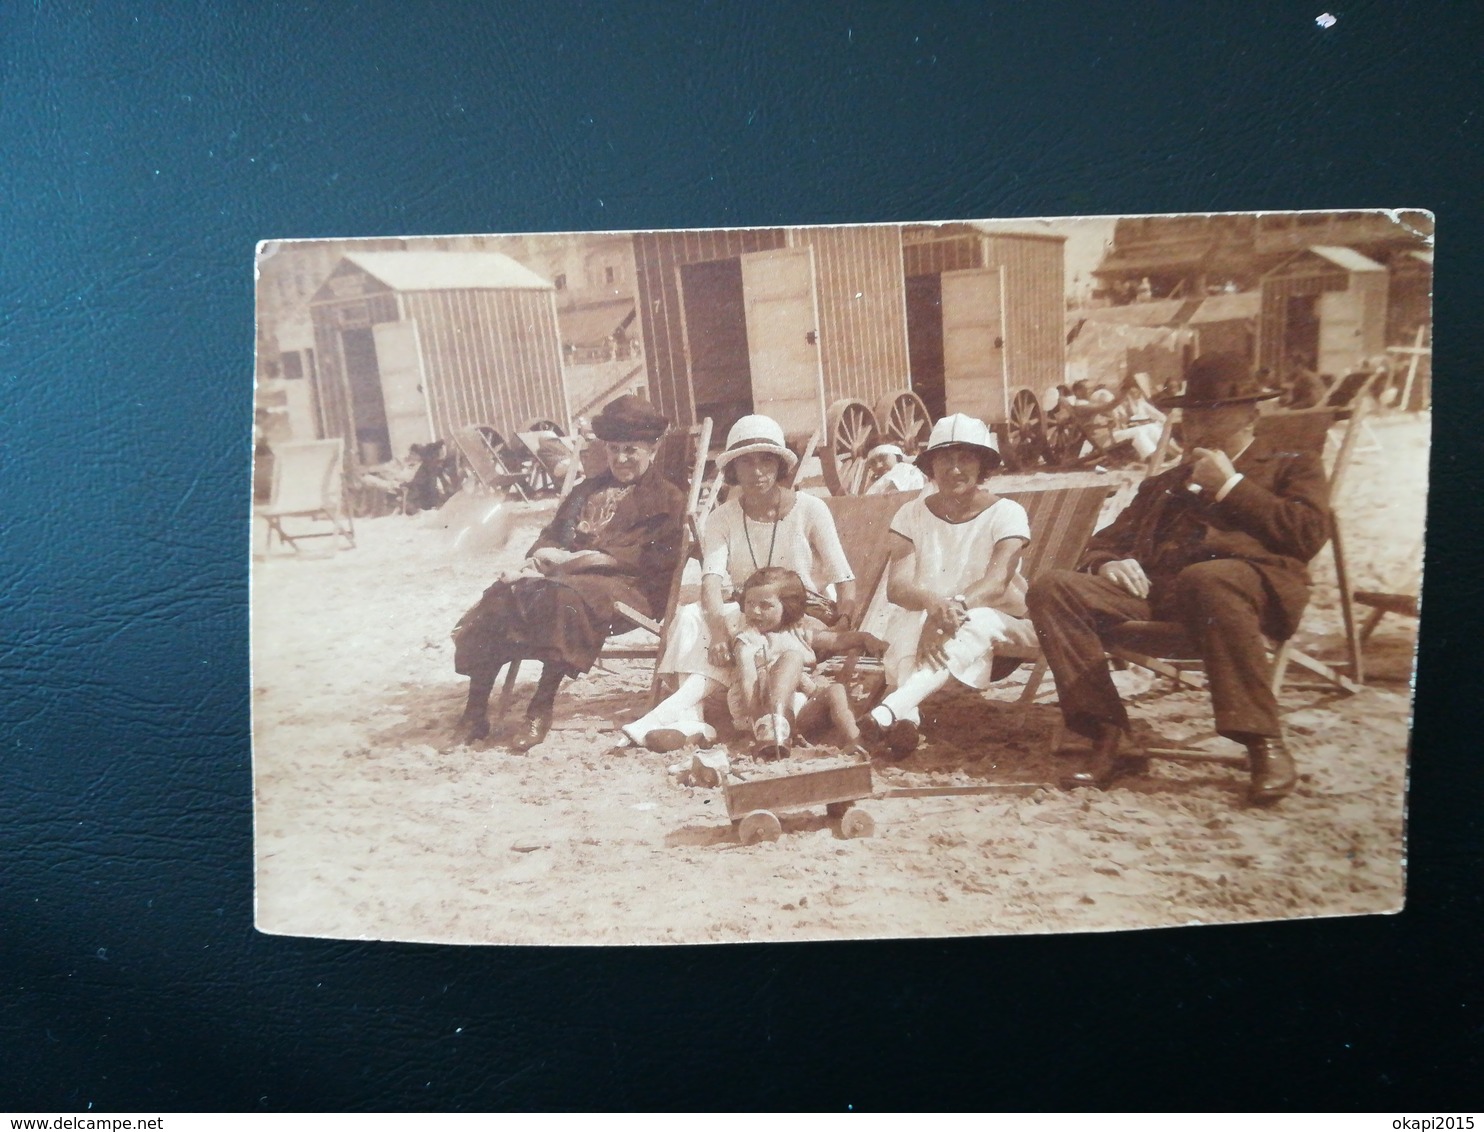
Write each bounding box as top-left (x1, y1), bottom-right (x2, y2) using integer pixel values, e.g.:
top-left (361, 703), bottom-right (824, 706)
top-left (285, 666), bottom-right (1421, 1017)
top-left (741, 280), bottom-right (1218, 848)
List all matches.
top-left (1026, 569), bottom-right (1152, 740)
top-left (1166, 560), bottom-right (1297, 804)
top-left (1165, 561), bottom-right (1280, 739)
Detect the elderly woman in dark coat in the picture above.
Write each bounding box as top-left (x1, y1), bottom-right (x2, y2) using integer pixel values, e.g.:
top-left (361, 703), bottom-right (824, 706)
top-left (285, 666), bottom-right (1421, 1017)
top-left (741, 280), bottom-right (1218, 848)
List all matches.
top-left (453, 395), bottom-right (685, 750)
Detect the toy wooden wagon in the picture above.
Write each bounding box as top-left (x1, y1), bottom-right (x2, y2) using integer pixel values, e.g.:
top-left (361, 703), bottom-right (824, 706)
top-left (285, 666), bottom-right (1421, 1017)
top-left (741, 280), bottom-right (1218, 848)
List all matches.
top-left (724, 761), bottom-right (877, 845)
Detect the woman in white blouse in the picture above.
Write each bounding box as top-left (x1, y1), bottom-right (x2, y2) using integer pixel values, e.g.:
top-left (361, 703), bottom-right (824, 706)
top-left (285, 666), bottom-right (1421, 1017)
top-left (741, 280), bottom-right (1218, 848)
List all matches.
top-left (622, 415), bottom-right (857, 750)
top-left (859, 414), bottom-right (1040, 758)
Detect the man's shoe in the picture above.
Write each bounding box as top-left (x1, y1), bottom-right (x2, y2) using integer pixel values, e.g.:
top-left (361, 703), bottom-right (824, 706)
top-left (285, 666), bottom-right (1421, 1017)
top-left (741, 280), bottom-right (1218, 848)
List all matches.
top-left (1061, 724), bottom-right (1135, 791)
top-left (1246, 735), bottom-right (1297, 805)
top-left (511, 710), bottom-right (552, 752)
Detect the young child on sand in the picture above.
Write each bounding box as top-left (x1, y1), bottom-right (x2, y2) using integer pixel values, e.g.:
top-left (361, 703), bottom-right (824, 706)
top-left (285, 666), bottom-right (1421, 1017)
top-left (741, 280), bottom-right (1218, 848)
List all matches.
top-left (730, 567), bottom-right (885, 759)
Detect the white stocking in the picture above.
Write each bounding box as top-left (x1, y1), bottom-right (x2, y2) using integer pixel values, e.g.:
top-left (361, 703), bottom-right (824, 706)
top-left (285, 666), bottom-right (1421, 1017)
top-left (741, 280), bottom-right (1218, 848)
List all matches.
top-left (873, 665), bottom-right (954, 728)
top-left (622, 673), bottom-right (720, 744)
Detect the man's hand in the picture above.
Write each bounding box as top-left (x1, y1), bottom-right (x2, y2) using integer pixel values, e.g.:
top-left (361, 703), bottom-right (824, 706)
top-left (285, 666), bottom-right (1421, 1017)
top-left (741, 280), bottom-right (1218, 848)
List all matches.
top-left (1189, 447), bottom-right (1237, 494)
top-left (1098, 558), bottom-right (1151, 599)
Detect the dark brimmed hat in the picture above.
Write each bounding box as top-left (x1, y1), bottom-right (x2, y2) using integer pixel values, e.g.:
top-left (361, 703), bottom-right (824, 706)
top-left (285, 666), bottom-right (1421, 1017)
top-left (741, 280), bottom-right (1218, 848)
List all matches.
top-left (914, 413), bottom-right (1002, 472)
top-left (1155, 353), bottom-right (1282, 410)
top-left (591, 394), bottom-right (669, 442)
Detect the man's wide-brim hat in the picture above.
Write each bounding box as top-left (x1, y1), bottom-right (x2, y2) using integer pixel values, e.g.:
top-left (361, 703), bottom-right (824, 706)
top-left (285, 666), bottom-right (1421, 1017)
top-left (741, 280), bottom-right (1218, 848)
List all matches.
top-left (591, 394), bottom-right (669, 442)
top-left (1155, 352), bottom-right (1283, 410)
top-left (715, 414), bottom-right (799, 472)
top-left (915, 413), bottom-right (1001, 472)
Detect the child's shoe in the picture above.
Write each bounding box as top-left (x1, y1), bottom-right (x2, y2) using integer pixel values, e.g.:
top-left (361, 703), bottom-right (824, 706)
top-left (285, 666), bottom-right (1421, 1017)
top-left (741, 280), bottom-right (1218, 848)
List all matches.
top-left (753, 713), bottom-right (791, 761)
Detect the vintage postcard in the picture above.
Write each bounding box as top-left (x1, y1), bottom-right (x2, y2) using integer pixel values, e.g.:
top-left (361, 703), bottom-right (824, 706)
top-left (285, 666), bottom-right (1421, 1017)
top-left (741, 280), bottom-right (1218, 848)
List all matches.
top-left (252, 211), bottom-right (1431, 945)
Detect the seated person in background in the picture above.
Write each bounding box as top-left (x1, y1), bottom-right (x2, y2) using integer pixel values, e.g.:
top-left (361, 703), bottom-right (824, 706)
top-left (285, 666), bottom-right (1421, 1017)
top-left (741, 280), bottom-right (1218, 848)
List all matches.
top-left (1281, 354), bottom-right (1327, 410)
top-left (859, 414), bottom-right (1039, 759)
top-left (1109, 372), bottom-right (1176, 462)
top-left (729, 567), bottom-right (885, 759)
top-left (864, 443), bottom-right (929, 495)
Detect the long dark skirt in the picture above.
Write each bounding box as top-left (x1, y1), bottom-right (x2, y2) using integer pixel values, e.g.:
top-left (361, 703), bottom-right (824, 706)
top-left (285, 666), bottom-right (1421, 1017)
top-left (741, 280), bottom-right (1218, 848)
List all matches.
top-left (452, 574), bottom-right (648, 679)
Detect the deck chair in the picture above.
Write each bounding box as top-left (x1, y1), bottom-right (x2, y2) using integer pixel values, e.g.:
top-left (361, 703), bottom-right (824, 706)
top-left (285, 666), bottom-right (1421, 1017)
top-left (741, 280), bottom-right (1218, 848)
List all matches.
top-left (1355, 536), bottom-right (1422, 643)
top-left (1099, 398), bottom-right (1375, 733)
top-left (820, 484), bottom-right (1112, 712)
top-left (452, 424), bottom-right (531, 502)
top-left (513, 430), bottom-right (580, 497)
top-left (497, 418), bottom-right (715, 714)
top-left (260, 439), bottom-right (355, 552)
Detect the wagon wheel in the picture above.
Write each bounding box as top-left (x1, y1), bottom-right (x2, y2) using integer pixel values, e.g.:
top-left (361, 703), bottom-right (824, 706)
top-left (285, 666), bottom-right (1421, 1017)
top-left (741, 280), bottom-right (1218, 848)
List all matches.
top-left (839, 808), bottom-right (875, 839)
top-left (1004, 389), bottom-right (1047, 471)
top-left (820, 399), bottom-right (879, 496)
top-left (874, 390), bottom-right (932, 456)
top-left (1042, 403), bottom-right (1086, 467)
top-left (737, 810), bottom-right (783, 846)
top-left (518, 417), bottom-right (565, 495)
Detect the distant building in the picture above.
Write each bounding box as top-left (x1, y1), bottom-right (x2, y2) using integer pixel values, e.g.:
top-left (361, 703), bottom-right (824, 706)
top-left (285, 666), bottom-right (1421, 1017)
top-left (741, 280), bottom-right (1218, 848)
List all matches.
top-left (1090, 211), bottom-right (1432, 384)
top-left (498, 233), bottom-right (643, 364)
top-left (1093, 211), bottom-right (1432, 303)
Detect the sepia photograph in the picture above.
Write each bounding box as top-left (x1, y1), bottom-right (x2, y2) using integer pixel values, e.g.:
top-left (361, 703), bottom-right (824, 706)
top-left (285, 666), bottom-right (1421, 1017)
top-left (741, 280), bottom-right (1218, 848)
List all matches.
top-left (251, 210), bottom-right (1431, 946)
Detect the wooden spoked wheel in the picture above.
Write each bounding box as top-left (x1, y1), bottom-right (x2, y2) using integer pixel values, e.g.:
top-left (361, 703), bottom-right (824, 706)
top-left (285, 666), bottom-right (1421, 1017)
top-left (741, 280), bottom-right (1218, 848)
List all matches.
top-left (839, 808), bottom-right (875, 839)
top-left (1042, 404), bottom-right (1086, 467)
top-left (874, 390), bottom-right (932, 456)
top-left (1004, 389), bottom-right (1048, 471)
top-left (518, 417), bottom-right (565, 495)
top-left (737, 810), bottom-right (783, 846)
top-left (821, 399), bottom-right (879, 496)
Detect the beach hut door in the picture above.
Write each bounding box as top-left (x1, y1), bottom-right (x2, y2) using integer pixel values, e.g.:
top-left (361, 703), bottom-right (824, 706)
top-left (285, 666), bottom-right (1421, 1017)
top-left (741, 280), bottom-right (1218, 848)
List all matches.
top-left (1316, 288), bottom-right (1366, 377)
top-left (740, 247), bottom-right (826, 438)
top-left (940, 268), bottom-right (1006, 424)
top-left (372, 320), bottom-right (434, 457)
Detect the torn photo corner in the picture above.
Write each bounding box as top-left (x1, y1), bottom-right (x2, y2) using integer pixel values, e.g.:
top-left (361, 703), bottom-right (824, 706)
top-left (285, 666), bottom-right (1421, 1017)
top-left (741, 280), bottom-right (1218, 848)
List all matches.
top-left (251, 208), bottom-right (1431, 945)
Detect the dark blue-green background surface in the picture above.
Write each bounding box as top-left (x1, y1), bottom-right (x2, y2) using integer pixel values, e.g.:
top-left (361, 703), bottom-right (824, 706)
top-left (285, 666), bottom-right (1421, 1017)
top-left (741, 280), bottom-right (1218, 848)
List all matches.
top-left (2, 1), bottom-right (1480, 1111)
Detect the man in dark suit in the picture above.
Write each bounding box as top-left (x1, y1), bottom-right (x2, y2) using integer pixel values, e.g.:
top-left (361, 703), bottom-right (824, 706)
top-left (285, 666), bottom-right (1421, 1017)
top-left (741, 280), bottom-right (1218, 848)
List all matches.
top-left (1026, 353), bottom-right (1331, 805)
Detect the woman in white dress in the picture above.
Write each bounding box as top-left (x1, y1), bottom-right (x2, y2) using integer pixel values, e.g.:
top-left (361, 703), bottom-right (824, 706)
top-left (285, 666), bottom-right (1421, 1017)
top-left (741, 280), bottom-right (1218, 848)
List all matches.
top-left (860, 414), bottom-right (1039, 758)
top-left (621, 414), bottom-right (857, 750)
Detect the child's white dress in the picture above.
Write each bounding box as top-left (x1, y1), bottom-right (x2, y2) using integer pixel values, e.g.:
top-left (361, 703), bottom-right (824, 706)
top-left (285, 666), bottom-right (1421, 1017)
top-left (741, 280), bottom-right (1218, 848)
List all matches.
top-left (880, 495), bottom-right (1037, 690)
top-left (726, 615), bottom-right (826, 728)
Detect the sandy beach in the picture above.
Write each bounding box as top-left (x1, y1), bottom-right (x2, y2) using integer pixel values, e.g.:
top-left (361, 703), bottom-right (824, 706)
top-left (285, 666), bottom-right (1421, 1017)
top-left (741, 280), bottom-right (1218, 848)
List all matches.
top-left (252, 413), bottom-right (1425, 946)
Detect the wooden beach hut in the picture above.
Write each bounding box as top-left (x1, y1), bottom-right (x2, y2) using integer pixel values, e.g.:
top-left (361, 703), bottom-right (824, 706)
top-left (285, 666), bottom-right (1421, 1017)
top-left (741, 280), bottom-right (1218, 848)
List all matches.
top-left (632, 223), bottom-right (1068, 480)
top-left (901, 225), bottom-right (1067, 467)
top-left (633, 225), bottom-right (912, 444)
top-left (307, 251), bottom-right (568, 466)
top-left (1257, 245), bottom-right (1389, 379)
